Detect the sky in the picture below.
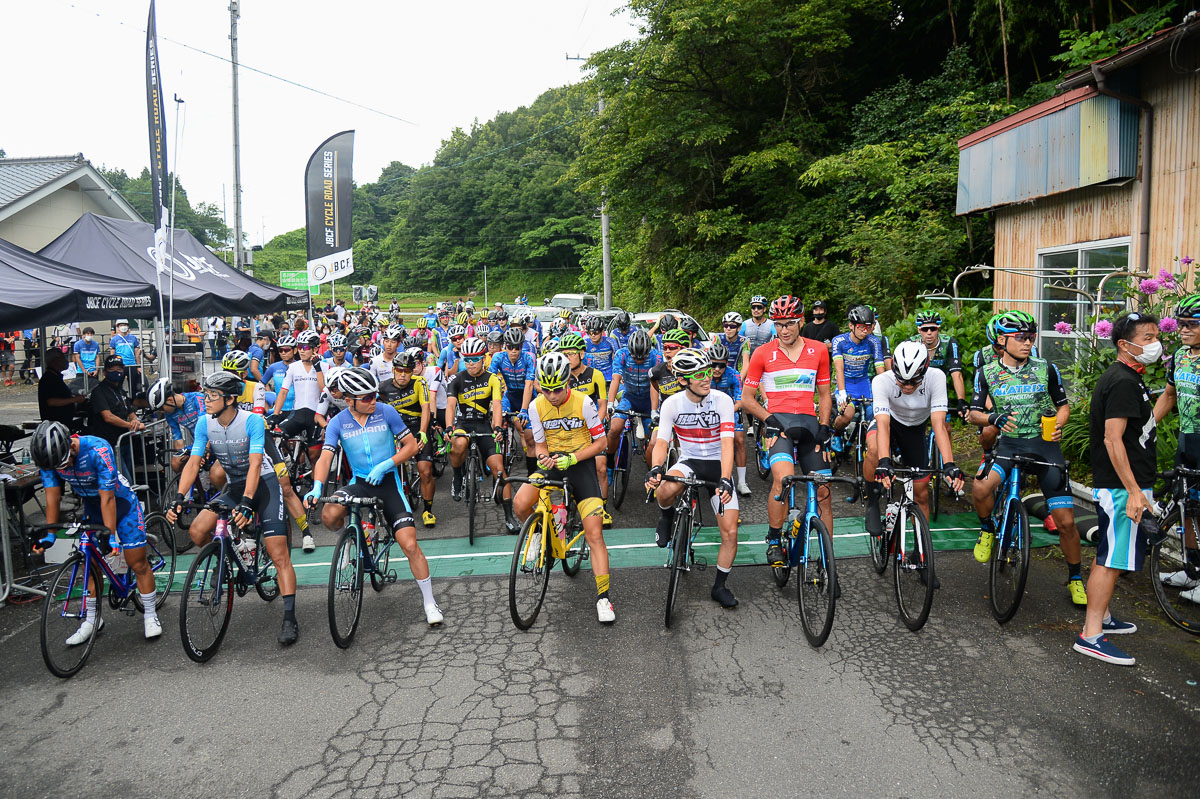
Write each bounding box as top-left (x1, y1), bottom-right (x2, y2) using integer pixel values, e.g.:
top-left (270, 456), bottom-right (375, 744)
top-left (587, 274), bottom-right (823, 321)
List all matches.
top-left (2, 0), bottom-right (637, 246)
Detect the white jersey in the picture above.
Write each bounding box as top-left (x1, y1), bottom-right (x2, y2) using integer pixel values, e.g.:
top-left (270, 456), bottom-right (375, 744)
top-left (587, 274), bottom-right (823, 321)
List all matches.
top-left (281, 360), bottom-right (324, 411)
top-left (370, 352), bottom-right (397, 385)
top-left (423, 365), bottom-right (447, 410)
top-left (316, 389), bottom-right (347, 419)
top-left (871, 368), bottom-right (947, 428)
top-left (659, 389), bottom-right (735, 461)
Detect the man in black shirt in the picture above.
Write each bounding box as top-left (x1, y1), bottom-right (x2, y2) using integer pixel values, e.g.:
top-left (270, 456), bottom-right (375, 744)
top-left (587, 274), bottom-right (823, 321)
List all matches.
top-left (89, 355), bottom-right (146, 478)
top-left (800, 300), bottom-right (838, 351)
top-left (38, 348), bottom-right (86, 429)
top-left (1076, 312), bottom-right (1160, 667)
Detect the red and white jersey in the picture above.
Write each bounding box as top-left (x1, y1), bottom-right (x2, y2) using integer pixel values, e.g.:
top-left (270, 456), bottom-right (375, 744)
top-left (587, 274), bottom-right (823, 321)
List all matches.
top-left (659, 389), bottom-right (735, 461)
top-left (743, 338), bottom-right (830, 415)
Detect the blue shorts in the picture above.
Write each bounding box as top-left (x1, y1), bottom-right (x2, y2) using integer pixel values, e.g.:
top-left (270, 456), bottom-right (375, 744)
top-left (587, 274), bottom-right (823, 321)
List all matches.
top-left (501, 390), bottom-right (525, 415)
top-left (82, 498), bottom-right (146, 550)
top-left (1093, 487), bottom-right (1153, 571)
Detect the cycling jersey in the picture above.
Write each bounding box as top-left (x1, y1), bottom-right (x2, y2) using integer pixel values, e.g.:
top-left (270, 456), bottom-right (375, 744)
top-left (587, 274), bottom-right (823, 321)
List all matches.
top-left (41, 435), bottom-right (139, 506)
top-left (1167, 346), bottom-right (1200, 435)
top-left (973, 344), bottom-right (1038, 372)
top-left (612, 348), bottom-right (663, 402)
top-left (910, 334), bottom-right (963, 374)
top-left (316, 389), bottom-right (347, 419)
top-left (353, 343), bottom-right (374, 366)
top-left (191, 408), bottom-right (274, 482)
top-left (432, 326), bottom-right (451, 353)
top-left (165, 392), bottom-right (205, 443)
top-left (382, 376), bottom-right (430, 427)
top-left (262, 360), bottom-right (295, 412)
top-left (716, 334), bottom-right (745, 370)
top-left (436, 345), bottom-right (460, 375)
top-left (281, 360), bottom-right (323, 411)
top-left (237, 381), bottom-right (267, 415)
top-left (423, 365), bottom-right (448, 410)
top-left (871, 369), bottom-right (947, 428)
top-left (569, 366), bottom-right (606, 407)
top-left (323, 404), bottom-right (412, 486)
top-left (610, 328), bottom-right (633, 351)
top-left (584, 337), bottom-right (620, 380)
top-left (971, 356), bottom-right (1067, 440)
top-left (740, 318), bottom-right (776, 357)
top-left (370, 352), bottom-right (399, 385)
top-left (832, 333), bottom-right (886, 381)
top-left (529, 390), bottom-right (603, 455)
top-left (711, 367), bottom-right (743, 403)
top-left (743, 338), bottom-right (830, 415)
top-left (447, 370), bottom-right (503, 422)
top-left (659, 389), bottom-right (735, 461)
top-left (489, 350), bottom-right (536, 395)
top-left (650, 361), bottom-right (683, 406)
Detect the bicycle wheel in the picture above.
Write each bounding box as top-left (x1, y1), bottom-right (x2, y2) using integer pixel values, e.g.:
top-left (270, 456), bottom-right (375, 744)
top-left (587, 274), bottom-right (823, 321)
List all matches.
top-left (509, 514), bottom-right (551, 630)
top-left (1148, 519), bottom-right (1200, 635)
top-left (165, 477), bottom-right (196, 555)
top-left (131, 513), bottom-right (176, 611)
top-left (179, 540), bottom-right (235, 663)
top-left (796, 518), bottom-right (837, 647)
top-left (369, 532), bottom-right (392, 592)
top-left (561, 508), bottom-right (588, 576)
top-left (929, 440), bottom-right (942, 522)
top-left (613, 430), bottom-right (631, 509)
top-left (989, 496), bottom-right (1031, 624)
top-left (40, 553), bottom-right (101, 678)
top-left (868, 503), bottom-right (888, 576)
top-left (431, 433), bottom-right (447, 478)
top-left (772, 522), bottom-right (793, 588)
top-left (328, 526), bottom-right (364, 648)
top-left (466, 455), bottom-right (479, 546)
top-left (754, 429), bottom-right (770, 480)
top-left (894, 504), bottom-right (935, 632)
top-left (664, 505), bottom-right (690, 628)
top-left (255, 537), bottom-right (280, 602)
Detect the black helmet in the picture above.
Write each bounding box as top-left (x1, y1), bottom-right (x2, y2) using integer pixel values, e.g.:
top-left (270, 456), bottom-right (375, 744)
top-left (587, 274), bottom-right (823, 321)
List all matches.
top-left (31, 420), bottom-right (71, 470)
top-left (628, 328), bottom-right (652, 359)
top-left (707, 339), bottom-right (729, 364)
top-left (486, 329), bottom-right (504, 344)
top-left (680, 316), bottom-right (701, 336)
top-left (203, 371), bottom-right (244, 397)
top-left (503, 328), bottom-right (524, 348)
top-left (847, 305), bottom-right (876, 326)
top-left (614, 311), bottom-right (631, 331)
top-left (657, 313), bottom-right (678, 332)
top-left (393, 351), bottom-right (417, 370)
top-left (585, 315), bottom-right (606, 333)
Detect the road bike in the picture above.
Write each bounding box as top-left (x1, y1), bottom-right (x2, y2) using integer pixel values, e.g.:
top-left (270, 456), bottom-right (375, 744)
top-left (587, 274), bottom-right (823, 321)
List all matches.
top-left (454, 431), bottom-right (497, 545)
top-left (505, 474), bottom-right (589, 629)
top-left (1150, 466), bottom-right (1200, 635)
top-left (611, 410), bottom-right (649, 508)
top-left (867, 466), bottom-right (936, 631)
top-left (659, 473), bottom-right (718, 628)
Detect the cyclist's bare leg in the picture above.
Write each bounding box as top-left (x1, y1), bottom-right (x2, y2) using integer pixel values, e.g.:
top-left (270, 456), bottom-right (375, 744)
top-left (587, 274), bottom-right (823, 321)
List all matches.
top-left (418, 461), bottom-right (435, 502)
top-left (513, 483), bottom-right (541, 520)
top-left (646, 427), bottom-right (659, 467)
top-left (121, 545), bottom-right (157, 594)
top-left (276, 470), bottom-right (306, 522)
top-left (913, 478), bottom-right (932, 522)
top-left (596, 454), bottom-right (608, 501)
top-left (817, 483), bottom-right (833, 536)
top-left (768, 459), bottom-right (792, 529)
top-left (392, 525), bottom-right (429, 579)
top-left (188, 508), bottom-right (219, 548)
top-left (210, 460), bottom-right (227, 490)
top-left (582, 514), bottom-right (608, 574)
top-left (716, 506), bottom-right (738, 569)
top-left (449, 434), bottom-right (469, 467)
top-left (734, 429), bottom-right (746, 468)
top-left (263, 535), bottom-right (296, 595)
top-left (971, 469), bottom-right (1002, 518)
top-left (606, 415), bottom-right (626, 459)
top-left (321, 503), bottom-right (348, 530)
top-left (833, 402), bottom-right (855, 433)
top-left (486, 452), bottom-right (511, 500)
top-left (1050, 507), bottom-right (1082, 564)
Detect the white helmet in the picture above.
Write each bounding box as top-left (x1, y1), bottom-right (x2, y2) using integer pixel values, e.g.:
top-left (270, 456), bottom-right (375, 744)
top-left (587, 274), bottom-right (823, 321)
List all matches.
top-left (324, 365), bottom-right (349, 390)
top-left (892, 340), bottom-right (930, 382)
top-left (338, 367), bottom-right (379, 397)
top-left (723, 311), bottom-right (743, 326)
top-left (147, 378), bottom-right (173, 410)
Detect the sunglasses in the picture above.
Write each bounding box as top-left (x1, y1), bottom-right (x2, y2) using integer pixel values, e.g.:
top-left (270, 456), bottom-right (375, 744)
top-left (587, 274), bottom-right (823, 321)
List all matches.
top-left (897, 376), bottom-right (923, 387)
top-left (919, 327), bottom-right (940, 333)
top-left (278, 347), bottom-right (294, 353)
top-left (505, 344), bottom-right (523, 351)
top-left (544, 386), bottom-right (567, 396)
top-left (1181, 320), bottom-right (1200, 329)
top-left (663, 344), bottom-right (683, 352)
top-left (298, 344), bottom-right (314, 351)
top-left (351, 395), bottom-right (378, 403)
top-left (685, 368), bottom-right (713, 380)
top-left (1009, 332), bottom-right (1037, 342)
top-left (750, 305), bottom-right (765, 311)
top-left (333, 347), bottom-right (346, 352)
top-left (776, 320), bottom-right (799, 328)
top-left (723, 323), bottom-right (739, 329)
top-left (462, 356), bottom-right (484, 364)
top-left (393, 368), bottom-right (413, 375)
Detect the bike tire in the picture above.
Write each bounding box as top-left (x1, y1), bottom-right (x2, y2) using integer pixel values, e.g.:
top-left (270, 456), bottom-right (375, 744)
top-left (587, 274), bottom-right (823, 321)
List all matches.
top-left (369, 531), bottom-right (391, 592)
top-left (131, 513), bottom-right (176, 611)
top-left (613, 430), bottom-right (631, 509)
top-left (179, 540), bottom-right (235, 663)
top-left (161, 473), bottom-right (196, 554)
top-left (989, 496), bottom-right (1031, 624)
top-left (664, 505), bottom-right (690, 628)
top-left (40, 553), bottom-right (99, 679)
top-left (1148, 520), bottom-right (1200, 636)
top-left (754, 429), bottom-right (770, 481)
top-left (509, 514), bottom-right (551, 630)
top-left (869, 510), bottom-right (888, 576)
top-left (255, 536), bottom-right (280, 602)
top-left (466, 455), bottom-right (478, 546)
top-left (328, 526), bottom-right (364, 649)
top-left (797, 517), bottom-right (837, 648)
top-left (894, 504), bottom-right (935, 632)
top-left (772, 520), bottom-right (793, 588)
top-left (561, 508), bottom-right (587, 576)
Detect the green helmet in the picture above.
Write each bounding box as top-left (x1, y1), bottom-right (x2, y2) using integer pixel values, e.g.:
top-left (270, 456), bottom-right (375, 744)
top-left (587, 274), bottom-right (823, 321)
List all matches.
top-left (994, 310), bottom-right (1037, 338)
top-left (914, 310), bottom-right (942, 328)
top-left (663, 328), bottom-right (690, 347)
top-left (985, 313), bottom-right (1004, 345)
top-left (1176, 294), bottom-right (1200, 320)
top-left (558, 332), bottom-right (585, 352)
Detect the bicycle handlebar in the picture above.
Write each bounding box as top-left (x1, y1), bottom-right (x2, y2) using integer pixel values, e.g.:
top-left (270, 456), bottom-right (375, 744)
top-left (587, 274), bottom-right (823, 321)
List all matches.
top-left (992, 453), bottom-right (1066, 470)
top-left (774, 472), bottom-right (862, 501)
top-left (660, 473), bottom-right (721, 489)
top-left (318, 495), bottom-right (383, 508)
top-left (503, 476), bottom-right (567, 489)
top-left (1160, 467), bottom-right (1200, 481)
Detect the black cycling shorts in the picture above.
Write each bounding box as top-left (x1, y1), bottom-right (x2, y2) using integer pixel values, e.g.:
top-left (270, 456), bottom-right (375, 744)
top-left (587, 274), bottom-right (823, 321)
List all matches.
top-left (404, 421), bottom-right (433, 463)
top-left (531, 458), bottom-right (603, 518)
top-left (334, 478), bottom-right (415, 531)
top-left (867, 417), bottom-right (928, 471)
top-left (991, 437), bottom-right (1070, 502)
top-left (766, 412), bottom-right (828, 475)
top-left (215, 476), bottom-right (287, 538)
top-left (454, 417), bottom-right (499, 456)
top-left (279, 407), bottom-right (320, 443)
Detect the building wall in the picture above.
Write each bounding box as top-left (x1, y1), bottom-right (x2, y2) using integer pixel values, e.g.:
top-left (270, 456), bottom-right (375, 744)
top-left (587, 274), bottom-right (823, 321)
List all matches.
top-left (0, 181), bottom-right (112, 251)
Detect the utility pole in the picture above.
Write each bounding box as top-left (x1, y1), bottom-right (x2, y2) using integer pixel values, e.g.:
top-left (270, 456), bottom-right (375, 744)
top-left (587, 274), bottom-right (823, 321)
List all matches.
top-left (568, 53), bottom-right (612, 309)
top-left (229, 0), bottom-right (244, 271)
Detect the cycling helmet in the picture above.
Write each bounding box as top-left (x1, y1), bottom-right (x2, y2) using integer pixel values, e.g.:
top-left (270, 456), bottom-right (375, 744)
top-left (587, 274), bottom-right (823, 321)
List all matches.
top-left (324, 365), bottom-right (349, 390)
top-left (558, 332), bottom-right (585, 351)
top-left (550, 318), bottom-right (568, 335)
top-left (670, 347), bottom-right (712, 378)
top-left (415, 317), bottom-right (429, 330)
top-left (614, 311), bottom-right (631, 331)
top-left (540, 338), bottom-right (561, 355)
top-left (556, 308), bottom-right (571, 320)
top-left (375, 313), bottom-right (390, 325)
top-left (30, 420), bottom-right (72, 469)
top-left (770, 295), bottom-right (803, 321)
top-left (537, 352), bottom-right (572, 389)
top-left (203, 371), bottom-right (244, 397)
top-left (486, 329), bottom-right (504, 344)
top-left (405, 346), bottom-right (427, 362)
top-left (847, 305), bottom-right (875, 326)
top-left (984, 313), bottom-right (1004, 345)
top-left (663, 328), bottom-right (691, 347)
top-left (146, 377), bottom-right (173, 410)
top-left (393, 351), bottom-right (417, 370)
top-left (382, 324), bottom-right (403, 341)
top-left (750, 295), bottom-right (768, 307)
top-left (460, 337), bottom-right (487, 357)
top-left (448, 324), bottom-right (467, 339)
top-left (493, 309), bottom-right (509, 322)
top-left (994, 310), bottom-right (1037, 337)
top-left (339, 367), bottom-right (380, 397)
top-left (1177, 294), bottom-right (1200, 319)
top-left (891, 341), bottom-right (930, 382)
top-left (707, 340), bottom-right (729, 364)
top-left (680, 317), bottom-right (701, 336)
top-left (723, 311), bottom-right (743, 326)
top-left (503, 328), bottom-right (525, 348)
top-left (276, 334), bottom-right (297, 349)
top-left (353, 326), bottom-right (371, 339)
top-left (585, 315), bottom-right (606, 333)
top-left (296, 329), bottom-right (320, 348)
top-left (657, 313), bottom-right (678, 332)
top-left (914, 310), bottom-right (943, 328)
top-left (327, 333), bottom-right (346, 349)
top-left (628, 328), bottom-right (652, 359)
top-left (221, 351), bottom-right (251, 372)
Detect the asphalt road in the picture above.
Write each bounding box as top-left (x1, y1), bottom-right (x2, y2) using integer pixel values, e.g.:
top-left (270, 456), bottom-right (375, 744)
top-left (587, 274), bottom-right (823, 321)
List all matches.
top-left (2, 439), bottom-right (1199, 798)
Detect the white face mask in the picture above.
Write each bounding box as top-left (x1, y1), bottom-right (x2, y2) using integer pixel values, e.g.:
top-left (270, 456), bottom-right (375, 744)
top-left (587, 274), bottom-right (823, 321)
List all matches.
top-left (1127, 340), bottom-right (1163, 365)
top-left (84, 335), bottom-right (93, 342)
top-left (117, 325), bottom-right (129, 333)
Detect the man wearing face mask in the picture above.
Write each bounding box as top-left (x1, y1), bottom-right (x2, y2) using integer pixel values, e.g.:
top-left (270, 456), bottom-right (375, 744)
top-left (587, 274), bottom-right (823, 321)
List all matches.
top-left (800, 301), bottom-right (838, 351)
top-left (89, 355), bottom-right (146, 479)
top-left (73, 327), bottom-right (101, 390)
top-left (108, 319), bottom-right (143, 395)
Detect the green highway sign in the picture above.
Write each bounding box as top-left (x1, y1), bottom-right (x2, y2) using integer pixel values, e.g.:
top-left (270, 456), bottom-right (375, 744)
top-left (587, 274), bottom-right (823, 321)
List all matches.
top-left (280, 270), bottom-right (319, 295)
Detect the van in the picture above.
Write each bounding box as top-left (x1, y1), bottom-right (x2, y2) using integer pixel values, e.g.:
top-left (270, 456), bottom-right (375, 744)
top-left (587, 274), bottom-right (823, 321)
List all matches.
top-left (549, 293), bottom-right (599, 311)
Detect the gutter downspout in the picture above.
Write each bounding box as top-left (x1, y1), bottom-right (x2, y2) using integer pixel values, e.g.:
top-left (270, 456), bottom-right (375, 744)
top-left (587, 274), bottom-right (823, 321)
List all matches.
top-left (1091, 63), bottom-right (1153, 273)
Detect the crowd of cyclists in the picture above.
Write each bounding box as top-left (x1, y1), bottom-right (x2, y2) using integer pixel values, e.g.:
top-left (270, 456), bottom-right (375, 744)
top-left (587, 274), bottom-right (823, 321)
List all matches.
top-left (24, 291), bottom-right (1200, 664)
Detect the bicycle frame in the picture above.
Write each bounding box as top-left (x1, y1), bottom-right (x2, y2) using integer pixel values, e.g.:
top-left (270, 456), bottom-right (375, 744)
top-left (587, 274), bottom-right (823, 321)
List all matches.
top-left (785, 480), bottom-right (823, 568)
top-left (345, 501), bottom-right (396, 577)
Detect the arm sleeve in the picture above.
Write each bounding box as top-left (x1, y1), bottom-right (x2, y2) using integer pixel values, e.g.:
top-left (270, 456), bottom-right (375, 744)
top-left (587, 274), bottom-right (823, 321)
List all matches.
top-left (581, 396), bottom-right (604, 440)
top-left (489, 374), bottom-right (503, 404)
top-left (316, 392), bottom-right (330, 417)
top-left (246, 413), bottom-right (265, 455)
top-left (593, 371), bottom-right (607, 400)
top-left (40, 468), bottom-right (63, 489)
top-left (945, 338), bottom-right (963, 374)
top-left (870, 336), bottom-right (885, 368)
top-left (831, 336), bottom-right (845, 362)
top-left (528, 401), bottom-right (547, 443)
top-left (658, 394), bottom-right (678, 436)
top-left (416, 380), bottom-right (430, 406)
top-left (970, 368), bottom-right (990, 412)
top-left (190, 417), bottom-right (209, 458)
top-left (929, 370), bottom-right (949, 414)
top-left (816, 346), bottom-right (831, 386)
top-left (523, 354), bottom-right (536, 381)
top-left (1048, 364), bottom-right (1069, 407)
top-left (729, 373), bottom-right (743, 401)
top-left (1166, 350), bottom-right (1178, 386)
top-left (253, 383), bottom-right (266, 413)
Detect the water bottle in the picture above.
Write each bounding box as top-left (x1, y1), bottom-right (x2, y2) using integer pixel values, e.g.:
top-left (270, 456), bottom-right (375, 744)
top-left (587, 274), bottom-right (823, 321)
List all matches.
top-left (106, 534), bottom-right (128, 574)
top-left (363, 517), bottom-right (376, 546)
top-left (786, 508), bottom-right (802, 536)
top-left (551, 500), bottom-right (568, 541)
top-left (884, 502), bottom-right (900, 533)
top-left (234, 536), bottom-right (257, 568)
top-left (20, 448), bottom-right (30, 466)
top-left (634, 418), bottom-right (646, 442)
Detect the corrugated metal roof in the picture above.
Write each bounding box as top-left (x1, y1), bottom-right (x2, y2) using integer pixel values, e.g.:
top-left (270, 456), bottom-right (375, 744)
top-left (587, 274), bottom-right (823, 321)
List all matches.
top-left (0, 154), bottom-right (87, 209)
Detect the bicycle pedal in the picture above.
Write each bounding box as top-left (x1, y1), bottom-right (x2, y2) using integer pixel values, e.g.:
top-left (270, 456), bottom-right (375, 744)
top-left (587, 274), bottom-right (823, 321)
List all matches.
top-left (694, 557), bottom-right (708, 571)
top-left (386, 570), bottom-right (398, 584)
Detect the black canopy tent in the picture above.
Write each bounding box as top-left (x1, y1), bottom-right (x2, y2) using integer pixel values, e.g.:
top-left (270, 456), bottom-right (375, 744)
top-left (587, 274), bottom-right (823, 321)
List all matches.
top-left (0, 237), bottom-right (158, 329)
top-left (40, 213), bottom-right (309, 318)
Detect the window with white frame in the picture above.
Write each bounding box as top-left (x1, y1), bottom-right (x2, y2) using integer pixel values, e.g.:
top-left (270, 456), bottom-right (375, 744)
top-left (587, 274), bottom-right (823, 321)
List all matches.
top-left (1037, 237), bottom-right (1130, 370)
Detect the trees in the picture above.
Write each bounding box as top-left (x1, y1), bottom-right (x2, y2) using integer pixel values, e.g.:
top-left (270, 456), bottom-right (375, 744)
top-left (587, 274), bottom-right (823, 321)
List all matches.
top-left (99, 167), bottom-right (230, 248)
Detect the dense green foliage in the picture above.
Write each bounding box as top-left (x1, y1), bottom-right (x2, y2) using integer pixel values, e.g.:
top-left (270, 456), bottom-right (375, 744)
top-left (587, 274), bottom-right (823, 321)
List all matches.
top-left (98, 167), bottom-right (230, 247)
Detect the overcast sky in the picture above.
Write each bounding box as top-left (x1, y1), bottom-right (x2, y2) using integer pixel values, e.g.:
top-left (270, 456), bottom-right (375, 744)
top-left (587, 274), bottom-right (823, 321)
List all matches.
top-left (3, 0), bottom-right (635, 245)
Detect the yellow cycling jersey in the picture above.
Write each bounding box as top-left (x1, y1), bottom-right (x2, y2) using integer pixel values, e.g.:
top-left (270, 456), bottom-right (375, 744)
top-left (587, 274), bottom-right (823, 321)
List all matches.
top-left (529, 390), bottom-right (604, 455)
top-left (237, 380), bottom-right (266, 413)
top-left (383, 375), bottom-right (430, 422)
top-left (569, 366), bottom-right (606, 406)
top-left (447, 370), bottom-right (504, 421)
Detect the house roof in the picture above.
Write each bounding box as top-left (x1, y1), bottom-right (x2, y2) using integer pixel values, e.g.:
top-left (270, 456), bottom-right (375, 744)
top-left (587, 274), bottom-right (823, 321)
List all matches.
top-left (1057, 14), bottom-right (1200, 91)
top-left (0, 153), bottom-right (142, 224)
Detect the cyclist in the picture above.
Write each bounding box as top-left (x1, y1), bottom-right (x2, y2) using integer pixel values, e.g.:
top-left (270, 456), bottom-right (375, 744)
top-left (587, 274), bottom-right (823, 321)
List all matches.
top-left (971, 312), bottom-right (1033, 473)
top-left (369, 324), bottom-right (405, 383)
top-left (560, 332), bottom-right (612, 526)
top-left (249, 331), bottom-right (272, 382)
top-left (351, 326), bottom-right (375, 367)
top-left (490, 327), bottom-right (538, 473)
top-left (863, 342), bottom-right (965, 555)
top-left (606, 328), bottom-right (662, 473)
top-left (218, 350), bottom-right (269, 414)
top-left (584, 316), bottom-right (620, 380)
top-left (740, 295), bottom-right (834, 567)
top-left (437, 325), bottom-right (467, 378)
top-left (169, 372), bottom-right (300, 644)
top-left (445, 337), bottom-right (519, 533)
top-left (679, 316), bottom-right (703, 348)
top-left (430, 308), bottom-right (453, 356)
top-left (304, 367), bottom-right (443, 627)
top-left (484, 328), bottom-right (503, 367)
top-left (32, 420), bottom-right (162, 641)
top-left (739, 295), bottom-right (776, 368)
top-left (707, 340), bottom-right (751, 497)
top-left (718, 312), bottom-right (745, 371)
top-left (270, 329), bottom-right (326, 464)
top-left (513, 353), bottom-right (615, 623)
top-left (967, 312), bottom-right (1086, 605)
top-left (651, 312), bottom-right (678, 350)
top-left (262, 334), bottom-right (298, 415)
top-left (610, 311), bottom-right (634, 351)
top-left (1155, 294), bottom-right (1200, 593)
top-left (147, 377), bottom-right (210, 475)
top-left (910, 311), bottom-right (968, 419)
top-left (649, 328), bottom-right (690, 460)
top-left (831, 305), bottom-right (886, 434)
top-left (381, 351), bottom-right (438, 527)
top-left (646, 348), bottom-right (741, 607)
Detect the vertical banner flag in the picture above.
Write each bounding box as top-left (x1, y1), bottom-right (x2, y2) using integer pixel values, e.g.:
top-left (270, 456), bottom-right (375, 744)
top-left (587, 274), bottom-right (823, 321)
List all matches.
top-left (305, 131), bottom-right (355, 286)
top-left (145, 0), bottom-right (169, 264)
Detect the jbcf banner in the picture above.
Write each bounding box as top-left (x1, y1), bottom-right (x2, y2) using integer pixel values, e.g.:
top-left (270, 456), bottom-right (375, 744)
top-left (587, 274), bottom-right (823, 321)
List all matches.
top-left (304, 130), bottom-right (354, 285)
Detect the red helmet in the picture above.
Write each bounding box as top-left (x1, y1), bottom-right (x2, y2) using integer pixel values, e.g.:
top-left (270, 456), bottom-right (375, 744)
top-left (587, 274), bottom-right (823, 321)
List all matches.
top-left (769, 295), bottom-right (803, 321)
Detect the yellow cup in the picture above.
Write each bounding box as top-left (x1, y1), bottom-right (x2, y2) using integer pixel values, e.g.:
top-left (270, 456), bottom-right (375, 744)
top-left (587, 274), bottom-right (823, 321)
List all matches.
top-left (1040, 412), bottom-right (1057, 442)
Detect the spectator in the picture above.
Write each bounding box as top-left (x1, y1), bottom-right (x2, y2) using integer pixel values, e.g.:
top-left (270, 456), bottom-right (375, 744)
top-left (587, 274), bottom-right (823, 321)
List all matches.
top-left (39, 348), bottom-right (86, 429)
top-left (206, 316), bottom-right (220, 360)
top-left (89, 354), bottom-right (145, 478)
top-left (185, 318), bottom-right (202, 346)
top-left (234, 316), bottom-right (252, 342)
top-left (109, 319), bottom-right (143, 394)
top-left (800, 301), bottom-right (838, 351)
top-left (1075, 312), bottom-right (1161, 667)
top-left (73, 327), bottom-right (101, 390)
top-left (0, 329), bottom-right (18, 386)
top-left (20, 327), bottom-right (37, 384)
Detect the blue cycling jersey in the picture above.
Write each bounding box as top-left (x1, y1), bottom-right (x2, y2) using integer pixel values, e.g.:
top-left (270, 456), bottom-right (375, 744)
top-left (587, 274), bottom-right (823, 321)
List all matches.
top-left (610, 329), bottom-right (633, 351)
top-left (832, 333), bottom-right (886, 381)
top-left (489, 350), bottom-right (536, 393)
top-left (262, 361), bottom-right (295, 411)
top-left (191, 408), bottom-right (273, 483)
top-left (612, 347), bottom-right (663, 401)
top-left (584, 337), bottom-right (620, 380)
top-left (41, 435), bottom-right (139, 507)
top-left (436, 346), bottom-right (459, 374)
top-left (323, 404), bottom-right (411, 485)
top-left (716, 335), bottom-right (745, 370)
top-left (165, 392), bottom-right (206, 442)
top-left (711, 367), bottom-right (743, 402)
top-left (248, 344), bottom-right (266, 368)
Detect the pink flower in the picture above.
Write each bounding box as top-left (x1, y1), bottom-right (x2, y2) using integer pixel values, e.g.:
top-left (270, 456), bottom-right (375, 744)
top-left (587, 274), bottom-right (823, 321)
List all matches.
top-left (1140, 278), bottom-right (1163, 294)
top-left (1093, 320), bottom-right (1114, 338)
top-left (1159, 269), bottom-right (1177, 286)
top-left (1182, 256), bottom-right (1195, 266)
top-left (1159, 317), bottom-right (1179, 333)
top-left (1053, 321), bottom-right (1073, 334)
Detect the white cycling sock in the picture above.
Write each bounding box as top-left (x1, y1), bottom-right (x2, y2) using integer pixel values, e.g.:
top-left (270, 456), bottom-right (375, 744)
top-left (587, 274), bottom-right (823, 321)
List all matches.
top-left (141, 592), bottom-right (158, 621)
top-left (84, 600), bottom-right (97, 626)
top-left (416, 576), bottom-right (435, 605)
top-left (736, 466), bottom-right (747, 484)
